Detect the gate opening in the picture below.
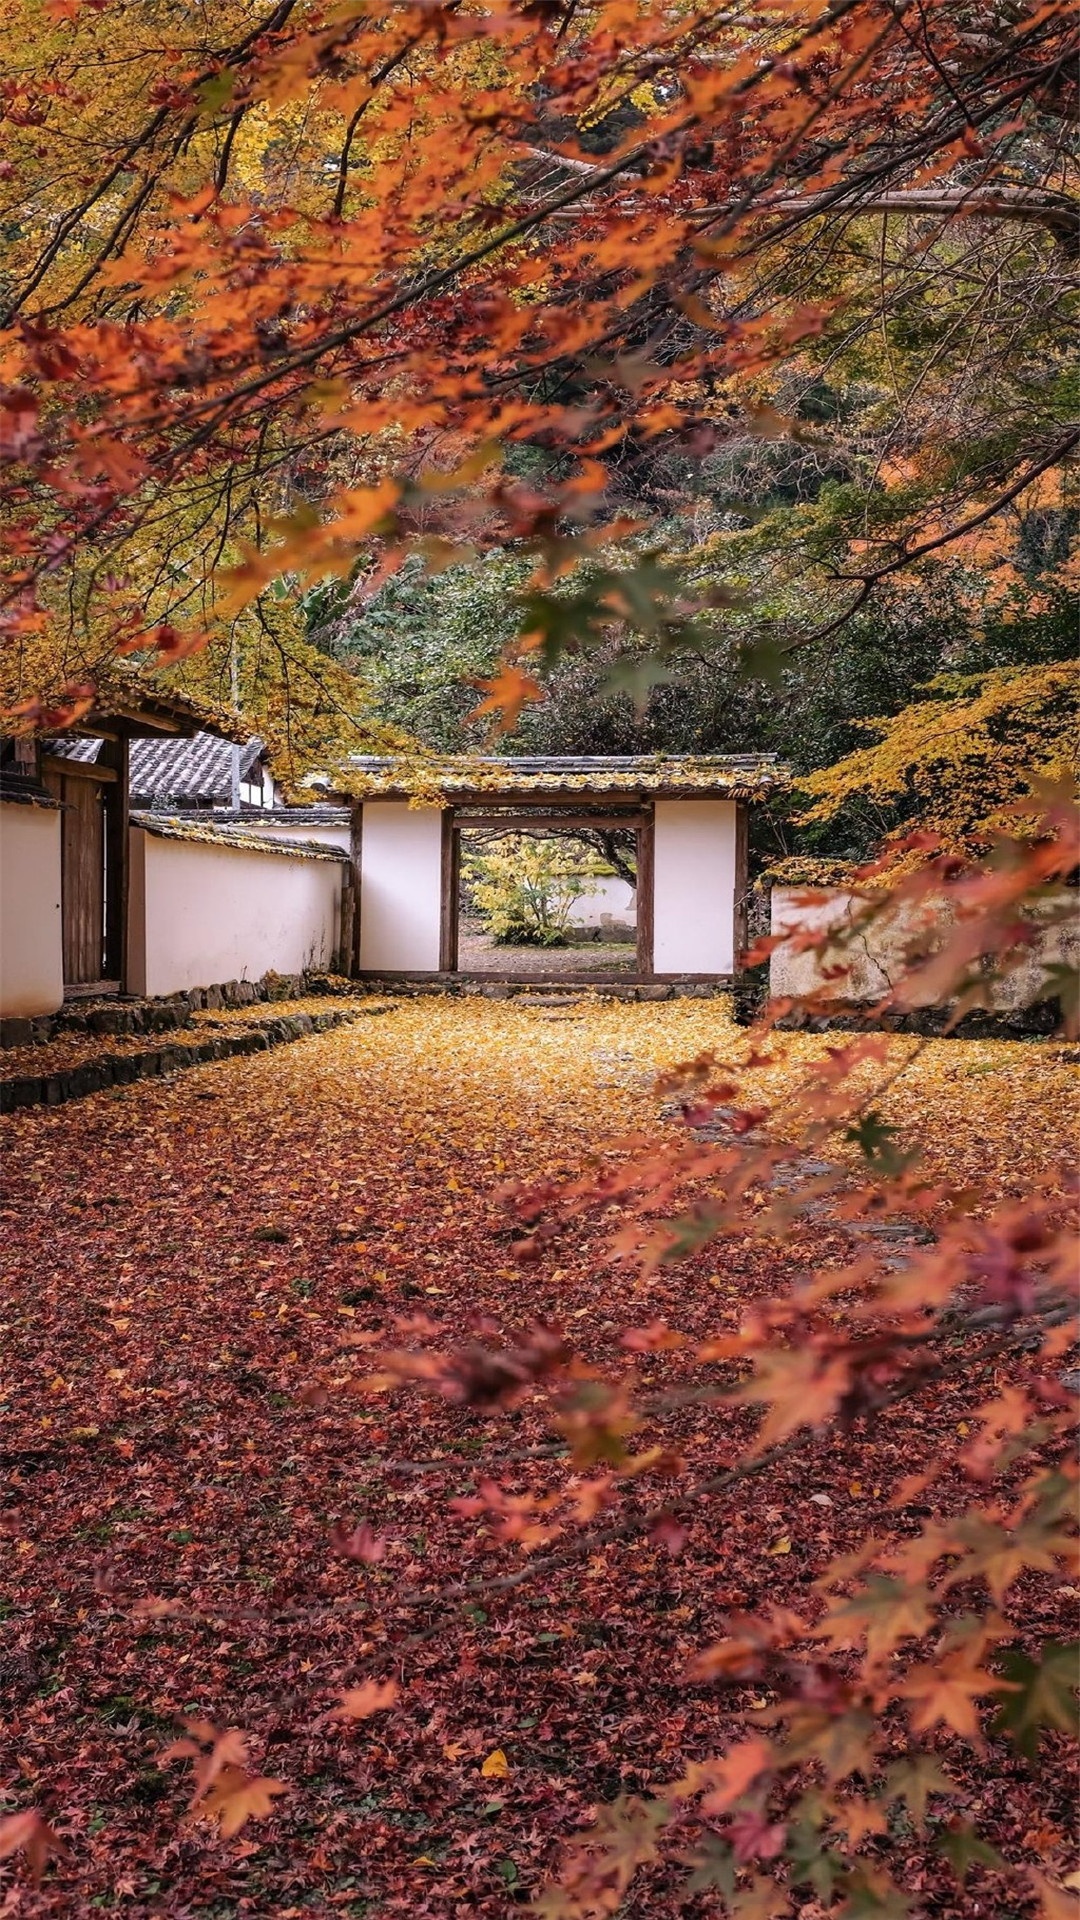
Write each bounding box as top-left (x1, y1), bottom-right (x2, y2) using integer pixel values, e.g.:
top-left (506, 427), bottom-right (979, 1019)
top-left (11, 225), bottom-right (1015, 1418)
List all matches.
top-left (454, 820), bottom-right (640, 979)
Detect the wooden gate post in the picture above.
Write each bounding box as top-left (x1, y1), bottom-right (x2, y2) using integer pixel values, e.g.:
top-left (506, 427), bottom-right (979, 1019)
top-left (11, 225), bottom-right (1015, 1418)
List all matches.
top-left (439, 807), bottom-right (460, 973)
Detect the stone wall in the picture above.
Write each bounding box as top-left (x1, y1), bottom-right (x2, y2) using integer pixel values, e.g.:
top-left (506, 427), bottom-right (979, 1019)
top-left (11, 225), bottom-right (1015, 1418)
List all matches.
top-left (0, 998), bottom-right (374, 1113)
top-left (768, 884), bottom-right (1078, 1027)
top-left (0, 967), bottom-right (337, 1051)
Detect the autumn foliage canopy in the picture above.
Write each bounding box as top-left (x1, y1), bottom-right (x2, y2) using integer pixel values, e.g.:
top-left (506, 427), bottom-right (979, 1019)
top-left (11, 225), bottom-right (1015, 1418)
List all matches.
top-left (0, 0), bottom-right (1077, 1912)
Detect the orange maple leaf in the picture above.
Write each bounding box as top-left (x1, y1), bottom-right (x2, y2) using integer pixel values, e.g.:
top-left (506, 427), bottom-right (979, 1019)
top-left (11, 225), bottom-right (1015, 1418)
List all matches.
top-left (697, 1736), bottom-right (774, 1813)
top-left (331, 1679), bottom-right (399, 1719)
top-left (820, 1576), bottom-right (935, 1664)
top-left (469, 662), bottom-right (544, 731)
top-left (161, 1720), bottom-right (250, 1806)
top-left (195, 1767), bottom-right (288, 1839)
top-left (734, 1346), bottom-right (853, 1449)
top-left (900, 1659), bottom-right (998, 1740)
top-left (1030, 1870), bottom-right (1080, 1920)
top-left (0, 1810), bottom-right (70, 1885)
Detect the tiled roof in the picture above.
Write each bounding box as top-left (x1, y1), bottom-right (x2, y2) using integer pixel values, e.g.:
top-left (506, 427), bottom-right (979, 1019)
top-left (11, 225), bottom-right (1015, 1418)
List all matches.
top-left (0, 773), bottom-right (62, 808)
top-left (336, 753), bottom-right (788, 801)
top-left (130, 733), bottom-right (266, 805)
top-left (45, 736), bottom-right (100, 764)
top-left (48, 731), bottom-right (267, 804)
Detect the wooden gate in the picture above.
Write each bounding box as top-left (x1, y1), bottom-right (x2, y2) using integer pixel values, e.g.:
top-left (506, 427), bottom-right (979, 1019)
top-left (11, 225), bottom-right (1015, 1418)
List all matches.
top-left (41, 746), bottom-right (126, 991)
top-left (62, 774), bottom-right (106, 983)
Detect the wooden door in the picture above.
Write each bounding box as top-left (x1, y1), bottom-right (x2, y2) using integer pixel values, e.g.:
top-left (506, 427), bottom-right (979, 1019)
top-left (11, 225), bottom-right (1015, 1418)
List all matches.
top-left (61, 775), bottom-right (106, 983)
top-left (41, 763), bottom-right (108, 986)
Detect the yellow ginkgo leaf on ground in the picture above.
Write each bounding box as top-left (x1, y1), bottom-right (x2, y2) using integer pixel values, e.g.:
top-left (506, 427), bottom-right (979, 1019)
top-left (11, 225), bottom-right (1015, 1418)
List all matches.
top-left (480, 1749), bottom-right (510, 1778)
top-left (768, 1536), bottom-right (792, 1556)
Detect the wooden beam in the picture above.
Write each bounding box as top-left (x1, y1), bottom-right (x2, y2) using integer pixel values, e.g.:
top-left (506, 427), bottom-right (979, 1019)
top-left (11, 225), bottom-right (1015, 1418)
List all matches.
top-left (41, 753), bottom-right (117, 783)
top-left (733, 800), bottom-right (749, 970)
top-left (440, 808), bottom-right (460, 972)
top-left (110, 705), bottom-right (196, 736)
top-left (456, 812), bottom-right (647, 831)
top-left (363, 786), bottom-right (767, 806)
top-left (353, 970), bottom-right (732, 985)
top-left (98, 733), bottom-right (129, 988)
top-left (337, 872), bottom-right (355, 979)
top-left (636, 815), bottom-right (655, 977)
top-left (348, 804), bottom-right (363, 976)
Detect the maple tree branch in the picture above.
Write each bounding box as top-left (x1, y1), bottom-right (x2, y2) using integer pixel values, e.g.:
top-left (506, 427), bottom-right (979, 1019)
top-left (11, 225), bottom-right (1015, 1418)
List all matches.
top-left (158, 0), bottom-right (875, 432)
top-left (840, 427), bottom-right (1080, 585)
top-left (215, 105), bottom-right (248, 195)
top-left (0, 0), bottom-right (299, 323)
top-left (773, 426), bottom-right (1079, 655)
top-left (766, 187), bottom-right (1080, 254)
top-left (331, 28), bottom-right (438, 220)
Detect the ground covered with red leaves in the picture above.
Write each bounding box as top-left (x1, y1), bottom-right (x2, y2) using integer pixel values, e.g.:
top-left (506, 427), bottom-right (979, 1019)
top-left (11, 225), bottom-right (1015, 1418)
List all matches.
top-left (0, 1000), bottom-right (1075, 1916)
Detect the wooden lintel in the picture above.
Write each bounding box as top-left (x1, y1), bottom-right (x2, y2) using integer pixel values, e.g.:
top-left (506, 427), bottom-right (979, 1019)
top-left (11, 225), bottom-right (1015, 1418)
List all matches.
top-left (118, 717), bottom-right (192, 738)
top-left (455, 812), bottom-right (647, 832)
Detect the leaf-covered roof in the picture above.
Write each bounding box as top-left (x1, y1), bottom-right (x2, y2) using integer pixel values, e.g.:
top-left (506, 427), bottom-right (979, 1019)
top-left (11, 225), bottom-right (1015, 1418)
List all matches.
top-left (131, 813), bottom-right (347, 863)
top-left (333, 754), bottom-right (788, 802)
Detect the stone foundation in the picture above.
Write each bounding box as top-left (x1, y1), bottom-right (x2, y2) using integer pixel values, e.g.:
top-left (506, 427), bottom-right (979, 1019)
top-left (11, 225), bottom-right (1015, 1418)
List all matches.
top-left (0, 969), bottom-right (350, 1051)
top-left (355, 975), bottom-right (732, 1001)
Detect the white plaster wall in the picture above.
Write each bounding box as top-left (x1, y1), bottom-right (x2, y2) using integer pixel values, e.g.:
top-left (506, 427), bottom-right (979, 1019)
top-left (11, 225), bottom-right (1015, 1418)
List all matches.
top-left (358, 802), bottom-right (443, 972)
top-left (0, 803), bottom-right (64, 1016)
top-left (652, 799), bottom-right (737, 974)
top-left (566, 874), bottom-right (637, 930)
top-left (127, 828), bottom-right (344, 997)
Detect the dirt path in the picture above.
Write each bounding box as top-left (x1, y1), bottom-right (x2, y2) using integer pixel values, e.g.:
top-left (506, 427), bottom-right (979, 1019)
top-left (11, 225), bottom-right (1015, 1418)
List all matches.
top-left (456, 929), bottom-right (638, 975)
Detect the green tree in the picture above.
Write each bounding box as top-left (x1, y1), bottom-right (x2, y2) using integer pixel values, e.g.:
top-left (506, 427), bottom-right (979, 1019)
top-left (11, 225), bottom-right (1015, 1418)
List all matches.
top-left (464, 834), bottom-right (596, 946)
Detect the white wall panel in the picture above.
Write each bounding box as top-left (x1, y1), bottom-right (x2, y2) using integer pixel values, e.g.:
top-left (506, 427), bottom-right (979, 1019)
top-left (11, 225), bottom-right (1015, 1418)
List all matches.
top-left (652, 799), bottom-right (737, 974)
top-left (358, 802), bottom-right (443, 972)
top-left (127, 829), bottom-right (343, 997)
top-left (0, 802), bottom-right (64, 1015)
